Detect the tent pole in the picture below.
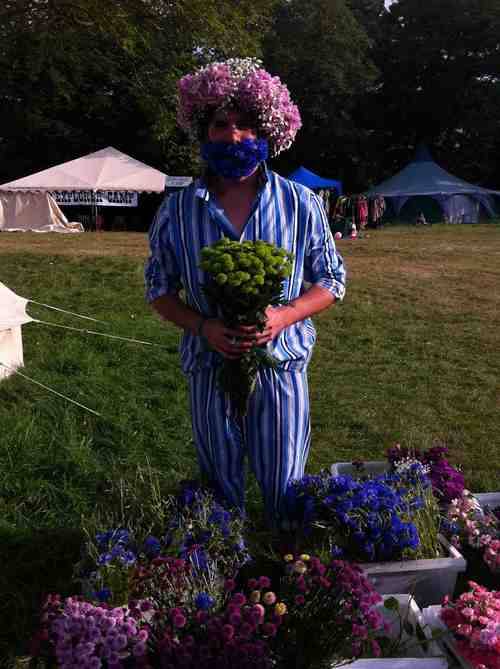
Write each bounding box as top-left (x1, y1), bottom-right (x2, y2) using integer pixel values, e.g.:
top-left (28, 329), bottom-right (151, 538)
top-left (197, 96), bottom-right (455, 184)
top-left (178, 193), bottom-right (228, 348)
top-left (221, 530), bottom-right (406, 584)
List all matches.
top-left (92, 190), bottom-right (97, 231)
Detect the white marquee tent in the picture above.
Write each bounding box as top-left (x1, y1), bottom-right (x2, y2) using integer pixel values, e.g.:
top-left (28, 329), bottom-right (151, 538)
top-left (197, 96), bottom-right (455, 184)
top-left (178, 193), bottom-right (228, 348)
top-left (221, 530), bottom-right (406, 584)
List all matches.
top-left (0, 191), bottom-right (83, 233)
top-left (0, 146), bottom-right (167, 193)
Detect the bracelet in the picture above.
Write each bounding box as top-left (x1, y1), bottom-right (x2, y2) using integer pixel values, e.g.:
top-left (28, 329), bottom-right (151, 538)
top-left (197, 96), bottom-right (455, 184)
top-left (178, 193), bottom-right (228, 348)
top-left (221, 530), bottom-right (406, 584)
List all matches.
top-left (197, 316), bottom-right (207, 337)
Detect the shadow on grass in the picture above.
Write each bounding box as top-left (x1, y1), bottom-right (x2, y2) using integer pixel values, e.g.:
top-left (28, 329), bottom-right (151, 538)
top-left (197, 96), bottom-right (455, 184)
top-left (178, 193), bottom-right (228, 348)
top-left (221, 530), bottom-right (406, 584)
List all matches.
top-left (0, 526), bottom-right (83, 667)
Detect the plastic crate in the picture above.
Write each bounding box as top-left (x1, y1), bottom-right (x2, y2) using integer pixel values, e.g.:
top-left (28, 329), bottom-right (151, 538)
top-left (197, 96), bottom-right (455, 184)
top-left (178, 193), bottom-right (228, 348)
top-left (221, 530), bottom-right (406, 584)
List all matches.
top-left (361, 535), bottom-right (466, 607)
top-left (330, 460), bottom-right (388, 477)
top-left (331, 595), bottom-right (448, 668)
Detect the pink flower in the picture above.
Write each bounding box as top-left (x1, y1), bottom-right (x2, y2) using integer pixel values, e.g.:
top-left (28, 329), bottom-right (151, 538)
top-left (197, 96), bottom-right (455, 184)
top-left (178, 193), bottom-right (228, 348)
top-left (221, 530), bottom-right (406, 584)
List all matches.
top-left (231, 593), bottom-right (246, 607)
top-left (196, 610), bottom-right (208, 624)
top-left (262, 592), bottom-right (277, 606)
top-left (222, 624), bottom-right (234, 641)
top-left (258, 576), bottom-right (271, 588)
top-left (251, 604), bottom-right (265, 623)
top-left (228, 612), bottom-right (242, 626)
top-left (294, 595), bottom-right (305, 606)
top-left (262, 622), bottom-right (277, 637)
top-left (224, 579), bottom-right (236, 592)
top-left (173, 614), bottom-right (187, 628)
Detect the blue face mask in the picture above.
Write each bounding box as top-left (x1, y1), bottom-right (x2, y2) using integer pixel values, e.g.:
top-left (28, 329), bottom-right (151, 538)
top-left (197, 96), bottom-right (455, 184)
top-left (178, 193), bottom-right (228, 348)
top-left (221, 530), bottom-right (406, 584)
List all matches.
top-left (201, 139), bottom-right (268, 179)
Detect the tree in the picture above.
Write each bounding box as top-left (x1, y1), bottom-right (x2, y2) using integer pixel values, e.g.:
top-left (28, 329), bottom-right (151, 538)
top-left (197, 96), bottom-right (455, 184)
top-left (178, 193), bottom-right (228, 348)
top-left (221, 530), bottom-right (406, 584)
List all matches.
top-left (0, 0), bottom-right (278, 181)
top-left (263, 0), bottom-right (378, 189)
top-left (366, 0), bottom-right (500, 185)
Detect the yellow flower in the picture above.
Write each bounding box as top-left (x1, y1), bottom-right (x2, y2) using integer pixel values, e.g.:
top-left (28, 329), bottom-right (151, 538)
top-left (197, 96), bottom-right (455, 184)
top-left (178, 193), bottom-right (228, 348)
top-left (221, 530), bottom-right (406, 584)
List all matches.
top-left (283, 554), bottom-right (294, 562)
top-left (274, 602), bottom-right (287, 616)
top-left (249, 590), bottom-right (261, 603)
top-left (299, 554), bottom-right (310, 562)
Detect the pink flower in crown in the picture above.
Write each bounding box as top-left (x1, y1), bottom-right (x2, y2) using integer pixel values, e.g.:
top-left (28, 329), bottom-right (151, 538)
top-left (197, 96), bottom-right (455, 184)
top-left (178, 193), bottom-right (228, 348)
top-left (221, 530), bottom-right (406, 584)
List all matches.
top-left (176, 57), bottom-right (301, 156)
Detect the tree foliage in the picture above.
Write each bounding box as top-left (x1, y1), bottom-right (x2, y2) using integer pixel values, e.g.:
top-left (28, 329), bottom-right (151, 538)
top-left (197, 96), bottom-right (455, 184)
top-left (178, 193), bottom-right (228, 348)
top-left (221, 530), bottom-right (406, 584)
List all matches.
top-left (366, 0), bottom-right (500, 184)
top-left (264, 0), bottom-right (378, 188)
top-left (1, 0), bottom-right (500, 191)
top-left (0, 0), bottom-right (277, 180)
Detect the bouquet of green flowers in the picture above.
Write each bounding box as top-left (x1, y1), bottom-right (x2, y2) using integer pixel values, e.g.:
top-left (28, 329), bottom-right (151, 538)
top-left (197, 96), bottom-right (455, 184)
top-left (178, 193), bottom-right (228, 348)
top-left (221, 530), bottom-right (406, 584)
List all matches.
top-left (199, 238), bottom-right (294, 415)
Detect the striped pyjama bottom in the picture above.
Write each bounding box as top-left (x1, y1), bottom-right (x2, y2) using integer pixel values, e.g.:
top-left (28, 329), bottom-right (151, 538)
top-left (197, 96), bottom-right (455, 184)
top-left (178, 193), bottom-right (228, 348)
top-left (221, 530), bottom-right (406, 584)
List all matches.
top-left (188, 365), bottom-right (311, 526)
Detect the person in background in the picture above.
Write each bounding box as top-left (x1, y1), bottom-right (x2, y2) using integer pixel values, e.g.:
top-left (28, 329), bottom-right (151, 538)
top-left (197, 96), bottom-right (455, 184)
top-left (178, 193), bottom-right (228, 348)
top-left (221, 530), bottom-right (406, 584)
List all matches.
top-left (144, 58), bottom-right (346, 532)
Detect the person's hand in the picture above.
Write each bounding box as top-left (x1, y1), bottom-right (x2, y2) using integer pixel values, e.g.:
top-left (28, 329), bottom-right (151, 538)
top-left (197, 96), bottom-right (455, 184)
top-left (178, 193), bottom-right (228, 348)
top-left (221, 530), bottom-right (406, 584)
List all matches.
top-left (234, 307), bottom-right (290, 347)
top-left (202, 318), bottom-right (256, 359)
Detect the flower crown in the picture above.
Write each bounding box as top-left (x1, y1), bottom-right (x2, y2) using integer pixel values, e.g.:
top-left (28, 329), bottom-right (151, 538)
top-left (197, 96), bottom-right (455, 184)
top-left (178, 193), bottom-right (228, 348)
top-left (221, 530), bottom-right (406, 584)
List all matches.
top-left (177, 58), bottom-right (301, 157)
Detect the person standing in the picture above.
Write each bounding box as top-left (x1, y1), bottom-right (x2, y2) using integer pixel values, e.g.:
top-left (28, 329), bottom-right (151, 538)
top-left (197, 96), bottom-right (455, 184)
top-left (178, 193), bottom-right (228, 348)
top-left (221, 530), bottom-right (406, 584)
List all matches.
top-left (145, 58), bottom-right (346, 529)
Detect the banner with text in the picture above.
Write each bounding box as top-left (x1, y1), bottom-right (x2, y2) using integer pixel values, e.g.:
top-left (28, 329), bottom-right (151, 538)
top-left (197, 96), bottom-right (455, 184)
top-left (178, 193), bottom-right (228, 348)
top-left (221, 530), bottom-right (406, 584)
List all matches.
top-left (50, 190), bottom-right (138, 207)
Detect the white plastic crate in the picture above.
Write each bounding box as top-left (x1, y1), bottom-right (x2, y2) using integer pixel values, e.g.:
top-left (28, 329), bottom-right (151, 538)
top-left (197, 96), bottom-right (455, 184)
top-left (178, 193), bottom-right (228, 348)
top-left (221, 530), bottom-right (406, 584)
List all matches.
top-left (361, 535), bottom-right (466, 607)
top-left (330, 595), bottom-right (448, 668)
top-left (474, 492), bottom-right (500, 512)
top-left (330, 460), bottom-right (388, 477)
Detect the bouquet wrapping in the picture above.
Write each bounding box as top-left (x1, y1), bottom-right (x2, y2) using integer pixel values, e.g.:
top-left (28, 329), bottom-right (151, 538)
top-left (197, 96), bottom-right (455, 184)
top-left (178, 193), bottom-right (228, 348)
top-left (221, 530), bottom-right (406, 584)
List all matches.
top-left (199, 238), bottom-right (294, 415)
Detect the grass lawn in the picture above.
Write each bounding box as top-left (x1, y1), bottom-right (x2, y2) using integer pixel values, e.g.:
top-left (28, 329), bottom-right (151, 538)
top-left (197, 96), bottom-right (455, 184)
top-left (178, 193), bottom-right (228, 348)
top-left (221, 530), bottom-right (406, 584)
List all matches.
top-left (0, 224), bottom-right (499, 664)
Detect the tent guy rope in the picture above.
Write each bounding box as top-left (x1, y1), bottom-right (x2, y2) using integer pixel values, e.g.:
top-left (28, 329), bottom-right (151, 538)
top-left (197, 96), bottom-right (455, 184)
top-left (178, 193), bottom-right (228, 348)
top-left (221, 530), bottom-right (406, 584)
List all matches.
top-left (33, 319), bottom-right (173, 349)
top-left (0, 361), bottom-right (101, 416)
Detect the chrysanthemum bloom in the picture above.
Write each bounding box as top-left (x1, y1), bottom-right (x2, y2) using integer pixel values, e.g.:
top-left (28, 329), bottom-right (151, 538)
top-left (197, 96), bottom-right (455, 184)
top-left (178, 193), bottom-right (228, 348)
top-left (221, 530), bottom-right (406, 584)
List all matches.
top-left (249, 590), bottom-right (261, 603)
top-left (274, 602), bottom-right (287, 616)
top-left (293, 560), bottom-right (307, 575)
top-left (262, 592), bottom-right (277, 606)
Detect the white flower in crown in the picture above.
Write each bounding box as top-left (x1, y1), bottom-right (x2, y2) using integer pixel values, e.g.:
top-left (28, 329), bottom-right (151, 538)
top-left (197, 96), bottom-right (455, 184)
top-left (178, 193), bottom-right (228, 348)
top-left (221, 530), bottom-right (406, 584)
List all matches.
top-left (177, 57), bottom-right (301, 157)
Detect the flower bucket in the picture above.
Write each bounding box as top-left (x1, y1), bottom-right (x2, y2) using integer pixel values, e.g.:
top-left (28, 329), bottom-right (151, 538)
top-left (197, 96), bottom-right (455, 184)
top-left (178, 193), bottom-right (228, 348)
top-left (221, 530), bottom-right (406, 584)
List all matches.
top-left (422, 605), bottom-right (473, 669)
top-left (474, 492), bottom-right (500, 512)
top-left (361, 535), bottom-right (465, 607)
top-left (331, 595), bottom-right (448, 668)
top-left (328, 461), bottom-right (466, 606)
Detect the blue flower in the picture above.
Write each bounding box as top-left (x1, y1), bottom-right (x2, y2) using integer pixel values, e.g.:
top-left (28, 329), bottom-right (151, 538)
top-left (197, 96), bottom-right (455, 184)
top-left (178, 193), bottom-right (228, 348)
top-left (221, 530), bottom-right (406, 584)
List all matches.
top-left (119, 549), bottom-right (137, 567)
top-left (232, 538), bottom-right (246, 552)
top-left (143, 535), bottom-right (161, 558)
top-left (330, 544), bottom-right (344, 558)
top-left (195, 592), bottom-right (215, 610)
top-left (97, 552), bottom-right (113, 566)
top-left (96, 588), bottom-right (112, 602)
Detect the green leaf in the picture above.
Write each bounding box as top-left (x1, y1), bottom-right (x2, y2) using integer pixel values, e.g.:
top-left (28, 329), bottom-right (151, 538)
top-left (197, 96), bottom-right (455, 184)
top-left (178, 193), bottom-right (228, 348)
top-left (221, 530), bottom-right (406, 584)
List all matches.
top-left (383, 597), bottom-right (400, 611)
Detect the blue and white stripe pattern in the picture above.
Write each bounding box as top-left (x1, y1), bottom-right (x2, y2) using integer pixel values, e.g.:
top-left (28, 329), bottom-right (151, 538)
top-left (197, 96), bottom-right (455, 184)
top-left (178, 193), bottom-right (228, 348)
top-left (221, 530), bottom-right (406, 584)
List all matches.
top-left (145, 165), bottom-right (346, 375)
top-left (189, 365), bottom-right (311, 524)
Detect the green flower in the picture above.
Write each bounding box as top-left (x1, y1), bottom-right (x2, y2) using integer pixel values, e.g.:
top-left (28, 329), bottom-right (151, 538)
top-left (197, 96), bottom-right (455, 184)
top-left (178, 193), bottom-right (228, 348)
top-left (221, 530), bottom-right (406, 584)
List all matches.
top-left (216, 273), bottom-right (228, 285)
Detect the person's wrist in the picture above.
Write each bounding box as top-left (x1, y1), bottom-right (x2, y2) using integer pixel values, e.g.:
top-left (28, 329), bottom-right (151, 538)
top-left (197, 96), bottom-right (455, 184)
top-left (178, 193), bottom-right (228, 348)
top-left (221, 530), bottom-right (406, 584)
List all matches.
top-left (275, 305), bottom-right (293, 329)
